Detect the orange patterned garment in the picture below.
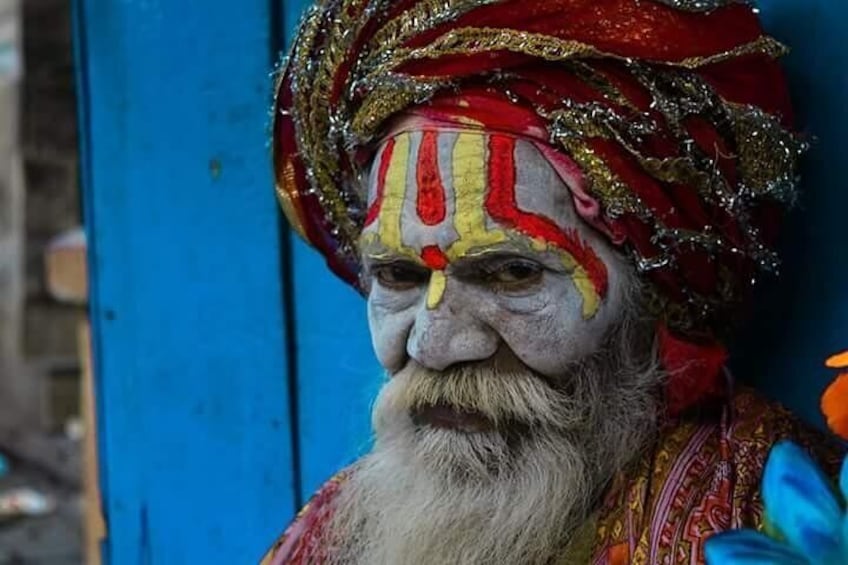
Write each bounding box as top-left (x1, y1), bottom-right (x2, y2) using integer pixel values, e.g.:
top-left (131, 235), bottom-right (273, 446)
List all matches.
top-left (259, 388), bottom-right (844, 564)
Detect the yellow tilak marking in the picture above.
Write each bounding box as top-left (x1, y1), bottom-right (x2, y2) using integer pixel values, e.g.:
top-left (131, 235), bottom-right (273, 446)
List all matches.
top-left (378, 132), bottom-right (412, 253)
top-left (448, 133), bottom-right (506, 258)
top-left (426, 270), bottom-right (447, 309)
top-left (530, 237), bottom-right (548, 252)
top-left (571, 265), bottom-right (600, 320)
top-left (535, 239), bottom-right (600, 320)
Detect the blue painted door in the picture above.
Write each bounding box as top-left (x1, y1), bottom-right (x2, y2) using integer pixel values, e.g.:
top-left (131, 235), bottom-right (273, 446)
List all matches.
top-left (74, 1), bottom-right (297, 563)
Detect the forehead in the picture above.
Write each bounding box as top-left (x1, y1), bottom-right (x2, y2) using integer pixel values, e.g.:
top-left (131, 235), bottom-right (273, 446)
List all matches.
top-left (362, 129), bottom-right (580, 251)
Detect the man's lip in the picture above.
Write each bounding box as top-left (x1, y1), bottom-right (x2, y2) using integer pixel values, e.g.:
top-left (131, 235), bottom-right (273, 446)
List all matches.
top-left (411, 405), bottom-right (495, 433)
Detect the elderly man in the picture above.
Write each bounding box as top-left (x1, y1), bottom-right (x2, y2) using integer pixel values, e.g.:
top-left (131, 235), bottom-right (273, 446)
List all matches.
top-left (262, 0), bottom-right (844, 563)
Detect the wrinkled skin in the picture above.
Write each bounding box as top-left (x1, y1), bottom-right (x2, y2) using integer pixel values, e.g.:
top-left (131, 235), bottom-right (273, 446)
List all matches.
top-left (308, 128), bottom-right (662, 565)
top-left (360, 129), bottom-right (630, 378)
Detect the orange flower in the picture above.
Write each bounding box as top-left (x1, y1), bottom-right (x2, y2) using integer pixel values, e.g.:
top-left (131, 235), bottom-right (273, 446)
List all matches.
top-left (825, 350), bottom-right (848, 370)
top-left (821, 350), bottom-right (848, 441)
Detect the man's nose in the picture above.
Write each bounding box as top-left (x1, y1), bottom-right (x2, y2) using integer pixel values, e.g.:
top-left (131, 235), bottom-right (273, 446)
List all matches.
top-left (406, 294), bottom-right (499, 371)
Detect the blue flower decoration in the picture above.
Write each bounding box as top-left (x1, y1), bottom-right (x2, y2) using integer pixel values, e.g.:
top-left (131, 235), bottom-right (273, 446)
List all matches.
top-left (705, 441), bottom-right (848, 565)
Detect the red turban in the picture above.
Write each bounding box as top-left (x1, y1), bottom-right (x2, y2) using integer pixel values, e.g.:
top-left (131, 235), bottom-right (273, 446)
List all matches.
top-left (273, 0), bottom-right (805, 414)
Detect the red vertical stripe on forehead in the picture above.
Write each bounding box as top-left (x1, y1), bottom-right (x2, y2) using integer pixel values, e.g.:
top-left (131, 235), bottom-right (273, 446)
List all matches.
top-left (365, 138), bottom-right (395, 227)
top-left (485, 134), bottom-right (609, 298)
top-left (416, 130), bottom-right (447, 226)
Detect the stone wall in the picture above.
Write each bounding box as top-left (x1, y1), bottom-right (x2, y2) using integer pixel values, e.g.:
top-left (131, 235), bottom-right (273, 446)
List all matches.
top-left (0, 0), bottom-right (82, 433)
top-left (22, 0), bottom-right (81, 359)
top-left (0, 0), bottom-right (25, 430)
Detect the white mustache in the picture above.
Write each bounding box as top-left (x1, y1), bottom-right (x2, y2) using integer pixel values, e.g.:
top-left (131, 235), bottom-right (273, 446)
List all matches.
top-left (377, 357), bottom-right (586, 430)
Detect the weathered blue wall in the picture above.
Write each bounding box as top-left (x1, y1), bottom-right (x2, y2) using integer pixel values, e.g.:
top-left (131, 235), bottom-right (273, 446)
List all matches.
top-left (74, 1), bottom-right (297, 563)
top-left (289, 241), bottom-right (381, 500)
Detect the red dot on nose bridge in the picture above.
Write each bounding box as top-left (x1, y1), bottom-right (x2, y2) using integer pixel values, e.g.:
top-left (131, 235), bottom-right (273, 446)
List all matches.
top-left (421, 245), bottom-right (449, 270)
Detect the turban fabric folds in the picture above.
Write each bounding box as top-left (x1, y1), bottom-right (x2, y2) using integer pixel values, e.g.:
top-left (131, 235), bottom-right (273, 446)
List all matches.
top-left (273, 0), bottom-right (805, 414)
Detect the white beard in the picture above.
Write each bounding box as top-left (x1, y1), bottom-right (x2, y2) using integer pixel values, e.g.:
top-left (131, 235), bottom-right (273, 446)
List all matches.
top-left (324, 312), bottom-right (662, 565)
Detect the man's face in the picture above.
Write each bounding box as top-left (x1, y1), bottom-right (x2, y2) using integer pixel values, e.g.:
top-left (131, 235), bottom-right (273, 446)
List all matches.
top-left (361, 129), bottom-right (630, 382)
top-left (329, 128), bottom-right (658, 564)
top-left (327, 128), bottom-right (659, 564)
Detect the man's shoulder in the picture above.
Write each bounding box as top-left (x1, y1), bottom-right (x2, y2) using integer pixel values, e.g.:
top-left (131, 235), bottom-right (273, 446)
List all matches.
top-left (663, 386), bottom-right (844, 505)
top-left (259, 471), bottom-right (349, 565)
top-left (728, 387), bottom-right (844, 472)
top-left (657, 385), bottom-right (843, 472)
top-left (592, 387), bottom-right (845, 563)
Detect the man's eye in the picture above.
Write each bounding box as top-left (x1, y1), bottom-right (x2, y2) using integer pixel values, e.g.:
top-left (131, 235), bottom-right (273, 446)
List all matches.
top-left (372, 263), bottom-right (430, 290)
top-left (484, 261), bottom-right (544, 288)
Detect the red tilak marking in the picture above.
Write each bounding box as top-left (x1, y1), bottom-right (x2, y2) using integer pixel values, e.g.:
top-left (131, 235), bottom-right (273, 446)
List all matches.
top-left (364, 138), bottom-right (395, 227)
top-left (415, 130), bottom-right (447, 226)
top-left (421, 245), bottom-right (449, 271)
top-left (485, 135), bottom-right (608, 298)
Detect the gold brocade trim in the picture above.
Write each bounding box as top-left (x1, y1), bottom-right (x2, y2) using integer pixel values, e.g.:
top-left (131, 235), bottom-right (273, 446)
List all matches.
top-left (553, 135), bottom-right (647, 218)
top-left (288, 0), bottom-right (374, 253)
top-left (677, 35), bottom-right (787, 68)
top-left (351, 76), bottom-right (449, 141)
top-left (638, 156), bottom-right (717, 191)
top-left (363, 27), bottom-right (786, 78)
top-left (566, 61), bottom-right (639, 111)
top-left (368, 0), bottom-right (504, 55)
top-left (727, 102), bottom-right (805, 202)
top-left (275, 159), bottom-right (308, 240)
top-left (547, 107), bottom-right (614, 140)
top-left (546, 99), bottom-right (733, 210)
top-left (363, 27), bottom-right (605, 77)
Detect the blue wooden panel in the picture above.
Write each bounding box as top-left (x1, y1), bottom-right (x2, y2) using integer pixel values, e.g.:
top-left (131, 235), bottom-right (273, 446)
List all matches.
top-left (732, 0), bottom-right (848, 428)
top-left (73, 1), bottom-right (296, 563)
top-left (292, 239), bottom-right (382, 499)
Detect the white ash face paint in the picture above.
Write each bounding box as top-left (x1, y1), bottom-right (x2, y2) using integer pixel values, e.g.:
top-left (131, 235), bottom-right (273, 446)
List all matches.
top-left (360, 129), bottom-right (631, 379)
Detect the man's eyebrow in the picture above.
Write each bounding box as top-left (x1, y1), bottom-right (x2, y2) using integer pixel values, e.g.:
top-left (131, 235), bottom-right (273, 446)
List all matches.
top-left (364, 254), bottom-right (419, 264)
top-left (449, 242), bottom-right (574, 275)
top-left (448, 250), bottom-right (531, 271)
top-left (459, 246), bottom-right (524, 259)
top-left (455, 238), bottom-right (541, 260)
top-left (360, 246), bottom-right (423, 265)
